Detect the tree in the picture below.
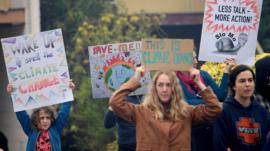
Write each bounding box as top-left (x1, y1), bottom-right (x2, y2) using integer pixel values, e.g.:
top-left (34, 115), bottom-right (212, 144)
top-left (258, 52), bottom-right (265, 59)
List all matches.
top-left (41, 1), bottom-right (162, 150)
top-left (64, 11), bottom-right (162, 151)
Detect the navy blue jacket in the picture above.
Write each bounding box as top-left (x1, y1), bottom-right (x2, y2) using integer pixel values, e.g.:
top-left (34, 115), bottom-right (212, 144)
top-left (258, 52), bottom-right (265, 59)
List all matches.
top-left (213, 96), bottom-right (270, 151)
top-left (104, 95), bottom-right (142, 145)
top-left (263, 137), bottom-right (270, 151)
top-left (16, 101), bottom-right (72, 151)
top-left (179, 70), bottom-right (229, 105)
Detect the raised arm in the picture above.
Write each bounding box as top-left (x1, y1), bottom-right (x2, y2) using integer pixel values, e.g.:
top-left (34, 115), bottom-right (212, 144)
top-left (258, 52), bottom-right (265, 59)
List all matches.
top-left (201, 70), bottom-right (228, 101)
top-left (201, 58), bottom-right (235, 101)
top-left (7, 83), bottom-right (32, 135)
top-left (191, 87), bottom-right (222, 124)
top-left (15, 111), bottom-right (32, 136)
top-left (104, 106), bottom-right (117, 128)
top-left (54, 79), bottom-right (75, 132)
top-left (109, 66), bottom-right (144, 123)
top-left (188, 69), bottom-right (222, 124)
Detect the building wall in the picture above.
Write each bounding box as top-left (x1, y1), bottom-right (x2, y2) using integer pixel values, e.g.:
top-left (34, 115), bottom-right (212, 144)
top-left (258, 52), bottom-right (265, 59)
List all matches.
top-left (0, 0), bottom-right (40, 150)
top-left (120, 0), bottom-right (205, 62)
top-left (0, 25), bottom-right (27, 151)
top-left (119, 0), bottom-right (205, 13)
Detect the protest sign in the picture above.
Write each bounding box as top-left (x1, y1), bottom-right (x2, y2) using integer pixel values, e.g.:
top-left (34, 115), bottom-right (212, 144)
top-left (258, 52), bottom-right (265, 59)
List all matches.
top-left (199, 0), bottom-right (263, 65)
top-left (142, 38), bottom-right (193, 71)
top-left (88, 41), bottom-right (151, 98)
top-left (1, 29), bottom-right (73, 112)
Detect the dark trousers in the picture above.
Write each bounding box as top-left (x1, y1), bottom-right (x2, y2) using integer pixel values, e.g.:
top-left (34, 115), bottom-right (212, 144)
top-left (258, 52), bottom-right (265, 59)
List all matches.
top-left (119, 144), bottom-right (136, 151)
top-left (191, 122), bottom-right (213, 151)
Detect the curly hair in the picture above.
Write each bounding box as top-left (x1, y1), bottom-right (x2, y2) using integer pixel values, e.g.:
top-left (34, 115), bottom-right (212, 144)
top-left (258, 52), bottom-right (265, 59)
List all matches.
top-left (142, 71), bottom-right (189, 121)
top-left (30, 106), bottom-right (56, 130)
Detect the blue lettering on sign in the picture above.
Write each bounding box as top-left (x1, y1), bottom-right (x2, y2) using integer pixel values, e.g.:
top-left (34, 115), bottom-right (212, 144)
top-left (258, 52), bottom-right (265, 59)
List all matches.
top-left (143, 51), bottom-right (169, 64)
top-left (173, 52), bottom-right (193, 64)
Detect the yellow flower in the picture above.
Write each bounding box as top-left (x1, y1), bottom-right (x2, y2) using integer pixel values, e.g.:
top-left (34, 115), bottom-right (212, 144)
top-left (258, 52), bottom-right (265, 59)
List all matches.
top-left (201, 52), bottom-right (270, 85)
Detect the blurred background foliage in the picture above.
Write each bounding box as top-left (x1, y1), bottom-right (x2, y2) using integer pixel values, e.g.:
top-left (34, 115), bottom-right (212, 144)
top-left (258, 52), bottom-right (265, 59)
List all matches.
top-left (41, 0), bottom-right (162, 150)
top-left (40, 0), bottom-right (269, 150)
top-left (201, 53), bottom-right (270, 85)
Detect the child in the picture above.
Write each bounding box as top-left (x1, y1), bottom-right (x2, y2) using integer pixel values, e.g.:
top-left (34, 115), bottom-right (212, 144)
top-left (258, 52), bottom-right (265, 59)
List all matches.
top-left (6, 80), bottom-right (75, 151)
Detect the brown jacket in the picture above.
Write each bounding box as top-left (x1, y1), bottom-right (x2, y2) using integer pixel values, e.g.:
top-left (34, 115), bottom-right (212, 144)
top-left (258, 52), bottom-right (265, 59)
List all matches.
top-left (109, 78), bottom-right (222, 151)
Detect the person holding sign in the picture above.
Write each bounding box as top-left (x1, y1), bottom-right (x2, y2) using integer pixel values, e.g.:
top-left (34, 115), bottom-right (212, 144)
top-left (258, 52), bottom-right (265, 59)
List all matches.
top-left (213, 65), bottom-right (270, 151)
top-left (104, 95), bottom-right (142, 151)
top-left (175, 51), bottom-right (235, 151)
top-left (6, 80), bottom-right (75, 151)
top-left (109, 66), bottom-right (222, 150)
top-left (176, 52), bottom-right (235, 105)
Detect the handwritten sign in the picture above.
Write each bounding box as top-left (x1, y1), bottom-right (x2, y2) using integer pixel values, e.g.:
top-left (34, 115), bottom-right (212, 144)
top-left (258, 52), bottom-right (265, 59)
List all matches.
top-left (88, 41), bottom-right (151, 98)
top-left (142, 39), bottom-right (193, 71)
top-left (1, 29), bottom-right (73, 112)
top-left (199, 0), bottom-right (263, 65)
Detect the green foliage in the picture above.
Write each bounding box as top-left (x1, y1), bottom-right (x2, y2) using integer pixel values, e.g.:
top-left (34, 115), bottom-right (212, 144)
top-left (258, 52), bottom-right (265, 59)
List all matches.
top-left (105, 139), bottom-right (118, 151)
top-left (63, 77), bottom-right (114, 150)
top-left (41, 0), bottom-right (162, 150)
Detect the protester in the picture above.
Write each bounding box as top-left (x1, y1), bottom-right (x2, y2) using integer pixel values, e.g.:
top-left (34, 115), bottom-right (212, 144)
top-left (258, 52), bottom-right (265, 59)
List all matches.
top-left (213, 65), bottom-right (270, 151)
top-left (109, 66), bottom-right (222, 150)
top-left (104, 95), bottom-right (142, 151)
top-left (255, 56), bottom-right (270, 112)
top-left (176, 52), bottom-right (234, 105)
top-left (6, 80), bottom-right (75, 151)
top-left (176, 51), bottom-right (235, 151)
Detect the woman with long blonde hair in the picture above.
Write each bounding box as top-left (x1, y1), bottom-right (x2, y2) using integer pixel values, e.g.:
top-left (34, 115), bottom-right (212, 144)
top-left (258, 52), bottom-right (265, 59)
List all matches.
top-left (142, 71), bottom-right (189, 121)
top-left (110, 66), bottom-right (222, 151)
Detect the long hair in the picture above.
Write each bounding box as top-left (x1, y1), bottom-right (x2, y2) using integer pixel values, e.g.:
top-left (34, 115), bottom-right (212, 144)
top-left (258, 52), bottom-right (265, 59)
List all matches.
top-left (30, 106), bottom-right (56, 130)
top-left (142, 71), bottom-right (189, 121)
top-left (228, 64), bottom-right (255, 96)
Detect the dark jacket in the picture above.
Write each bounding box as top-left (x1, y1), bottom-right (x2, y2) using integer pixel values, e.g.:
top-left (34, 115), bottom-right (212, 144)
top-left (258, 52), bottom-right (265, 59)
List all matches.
top-left (263, 137), bottom-right (270, 151)
top-left (104, 95), bottom-right (142, 145)
top-left (16, 101), bottom-right (72, 151)
top-left (213, 96), bottom-right (270, 151)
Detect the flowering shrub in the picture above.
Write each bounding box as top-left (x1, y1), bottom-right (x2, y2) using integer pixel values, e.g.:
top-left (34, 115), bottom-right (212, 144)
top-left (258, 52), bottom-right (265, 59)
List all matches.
top-left (200, 53), bottom-right (270, 85)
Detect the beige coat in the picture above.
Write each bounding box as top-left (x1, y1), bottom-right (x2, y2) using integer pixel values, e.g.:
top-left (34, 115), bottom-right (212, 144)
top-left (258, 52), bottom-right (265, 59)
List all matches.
top-left (109, 78), bottom-right (222, 151)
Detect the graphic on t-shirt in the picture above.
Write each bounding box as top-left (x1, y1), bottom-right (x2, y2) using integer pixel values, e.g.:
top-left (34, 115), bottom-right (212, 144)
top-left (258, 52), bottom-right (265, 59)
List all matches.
top-left (236, 117), bottom-right (260, 145)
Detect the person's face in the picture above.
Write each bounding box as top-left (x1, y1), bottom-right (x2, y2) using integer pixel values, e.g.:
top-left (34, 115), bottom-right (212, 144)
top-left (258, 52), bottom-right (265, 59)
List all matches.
top-left (233, 70), bottom-right (254, 100)
top-left (192, 52), bottom-right (198, 68)
top-left (156, 74), bottom-right (172, 103)
top-left (37, 109), bottom-right (52, 130)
